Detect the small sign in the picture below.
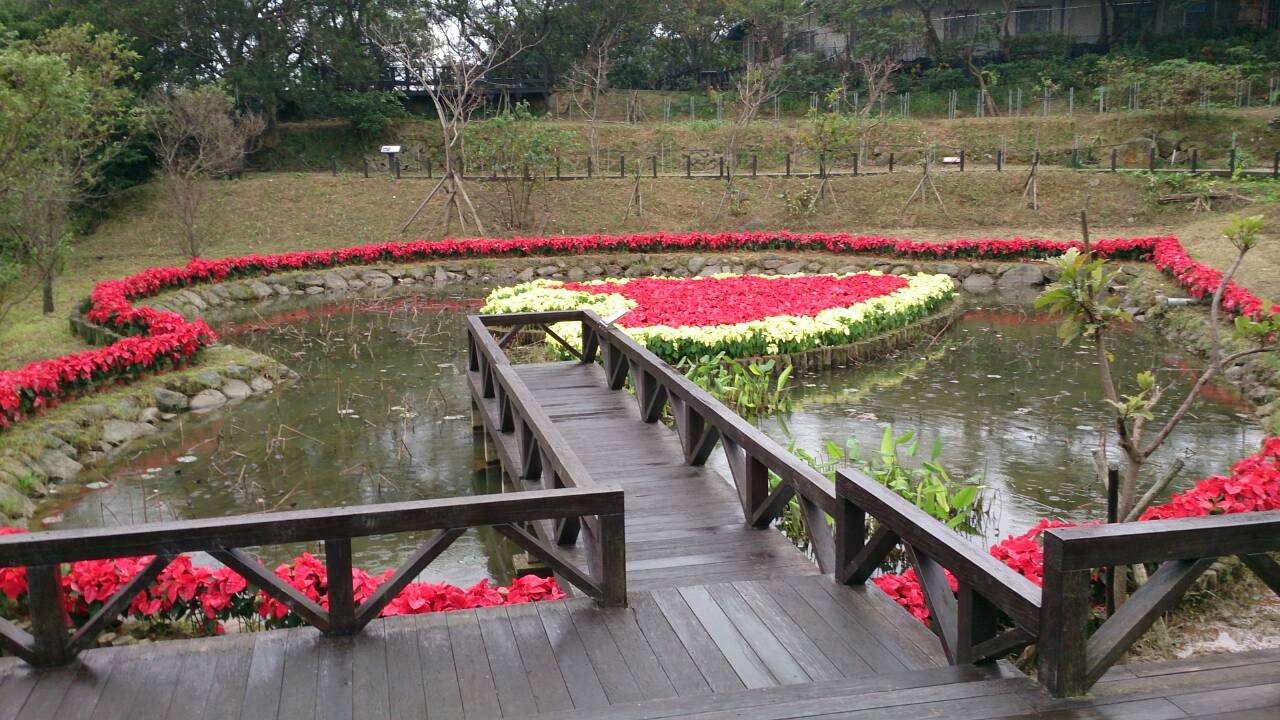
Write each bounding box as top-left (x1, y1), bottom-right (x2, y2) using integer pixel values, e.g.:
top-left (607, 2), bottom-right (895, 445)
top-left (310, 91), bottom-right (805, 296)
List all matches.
top-left (380, 145), bottom-right (402, 154)
top-left (601, 309), bottom-right (629, 325)
top-left (941, 156), bottom-right (961, 165)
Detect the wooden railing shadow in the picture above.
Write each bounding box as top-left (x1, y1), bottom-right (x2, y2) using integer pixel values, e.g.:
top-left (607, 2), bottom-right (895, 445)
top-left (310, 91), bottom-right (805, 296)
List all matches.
top-left (469, 309), bottom-right (1280, 698)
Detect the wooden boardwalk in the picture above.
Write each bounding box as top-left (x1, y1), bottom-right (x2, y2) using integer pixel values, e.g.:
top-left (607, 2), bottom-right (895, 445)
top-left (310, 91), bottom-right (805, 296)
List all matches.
top-left (2, 604), bottom-right (1277, 719)
top-left (508, 362), bottom-right (819, 591)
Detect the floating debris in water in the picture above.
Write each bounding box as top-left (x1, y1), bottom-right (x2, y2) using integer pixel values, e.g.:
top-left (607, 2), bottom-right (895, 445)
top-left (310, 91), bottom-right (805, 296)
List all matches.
top-left (41, 514), bottom-right (64, 526)
top-left (177, 455), bottom-right (198, 464)
top-left (986, 374), bottom-right (1002, 379)
top-left (85, 481), bottom-right (109, 490)
top-left (441, 415), bottom-right (466, 421)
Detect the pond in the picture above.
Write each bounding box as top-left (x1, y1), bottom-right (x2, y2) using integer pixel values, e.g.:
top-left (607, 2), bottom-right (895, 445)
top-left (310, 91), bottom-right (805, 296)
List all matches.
top-left (36, 288), bottom-right (1264, 582)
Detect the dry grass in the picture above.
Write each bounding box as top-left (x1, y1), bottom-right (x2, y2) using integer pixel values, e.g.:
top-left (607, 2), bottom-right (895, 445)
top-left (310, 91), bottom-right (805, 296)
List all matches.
top-left (0, 168), bottom-right (1272, 368)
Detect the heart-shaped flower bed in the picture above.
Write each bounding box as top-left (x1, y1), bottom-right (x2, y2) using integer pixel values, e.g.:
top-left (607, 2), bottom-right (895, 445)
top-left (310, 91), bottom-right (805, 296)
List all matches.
top-left (482, 272), bottom-right (956, 361)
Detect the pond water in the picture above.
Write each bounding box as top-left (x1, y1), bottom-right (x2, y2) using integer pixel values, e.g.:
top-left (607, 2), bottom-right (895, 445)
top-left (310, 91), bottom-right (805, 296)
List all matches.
top-left (37, 288), bottom-right (1264, 580)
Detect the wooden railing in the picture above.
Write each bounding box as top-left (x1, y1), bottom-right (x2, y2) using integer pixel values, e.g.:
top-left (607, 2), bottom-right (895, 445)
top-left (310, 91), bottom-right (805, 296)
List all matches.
top-left (835, 470), bottom-right (1042, 665)
top-left (468, 309), bottom-right (1280, 698)
top-left (468, 309), bottom-right (844, 574)
top-left (1038, 511), bottom-right (1280, 696)
top-left (0, 486), bottom-right (624, 667)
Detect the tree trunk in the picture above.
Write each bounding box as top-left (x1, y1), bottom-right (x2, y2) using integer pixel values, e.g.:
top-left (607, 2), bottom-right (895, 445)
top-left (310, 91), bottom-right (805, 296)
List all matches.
top-left (42, 267), bottom-right (54, 315)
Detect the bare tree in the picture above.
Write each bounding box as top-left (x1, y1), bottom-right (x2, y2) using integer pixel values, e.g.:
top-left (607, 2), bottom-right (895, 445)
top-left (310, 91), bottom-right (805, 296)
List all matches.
top-left (374, 6), bottom-right (541, 235)
top-left (724, 63), bottom-right (781, 180)
top-left (564, 24), bottom-right (622, 171)
top-left (148, 86), bottom-right (265, 257)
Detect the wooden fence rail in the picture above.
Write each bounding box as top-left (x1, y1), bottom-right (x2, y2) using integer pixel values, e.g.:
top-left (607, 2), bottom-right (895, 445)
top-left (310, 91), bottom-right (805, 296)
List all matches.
top-left (1038, 510), bottom-right (1280, 696)
top-left (834, 470), bottom-right (1041, 666)
top-left (0, 486), bottom-right (625, 667)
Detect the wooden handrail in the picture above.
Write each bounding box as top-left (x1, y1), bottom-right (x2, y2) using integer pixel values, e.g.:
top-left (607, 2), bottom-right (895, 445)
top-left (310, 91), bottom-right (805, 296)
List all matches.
top-left (834, 469), bottom-right (1040, 666)
top-left (0, 486), bottom-right (626, 667)
top-left (1038, 510), bottom-right (1280, 697)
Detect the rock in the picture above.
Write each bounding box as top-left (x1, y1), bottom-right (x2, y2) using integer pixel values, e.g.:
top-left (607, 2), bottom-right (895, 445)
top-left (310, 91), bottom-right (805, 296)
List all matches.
top-left (323, 272), bottom-right (349, 291)
top-left (292, 272), bottom-right (322, 287)
top-left (997, 264), bottom-right (1047, 287)
top-left (44, 433), bottom-right (77, 459)
top-left (362, 270), bottom-right (394, 288)
top-left (177, 290), bottom-right (207, 310)
top-left (221, 364), bottom-right (254, 381)
top-left (246, 280), bottom-right (275, 298)
top-left (567, 268), bottom-right (586, 281)
top-left (777, 261), bottom-right (805, 274)
top-left (688, 257), bottom-right (707, 273)
top-left (153, 387), bottom-right (190, 413)
top-left (195, 370), bottom-right (224, 389)
top-left (81, 404), bottom-right (110, 419)
top-left (962, 273), bottom-right (996, 293)
top-left (934, 263), bottom-right (963, 277)
top-left (515, 268), bottom-right (534, 282)
top-left (305, 286), bottom-right (325, 294)
top-left (890, 265), bottom-right (909, 275)
top-left (189, 389), bottom-right (228, 412)
top-left (221, 379), bottom-right (252, 401)
top-left (101, 420), bottom-right (158, 446)
top-left (138, 407), bottom-right (161, 424)
top-left (226, 283), bottom-right (258, 301)
top-left (273, 284), bottom-right (291, 296)
top-left (536, 265), bottom-right (560, 277)
top-left (0, 484), bottom-right (35, 520)
top-left (250, 376), bottom-right (275, 394)
top-left (37, 451), bottom-right (82, 482)
top-left (436, 266), bottom-right (452, 285)
top-left (346, 279), bottom-right (367, 290)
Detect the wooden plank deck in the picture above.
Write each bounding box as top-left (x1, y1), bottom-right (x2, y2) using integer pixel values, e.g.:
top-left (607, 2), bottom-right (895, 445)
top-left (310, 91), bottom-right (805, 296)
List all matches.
top-left (507, 361), bottom-right (819, 591)
top-left (3, 601), bottom-right (1276, 719)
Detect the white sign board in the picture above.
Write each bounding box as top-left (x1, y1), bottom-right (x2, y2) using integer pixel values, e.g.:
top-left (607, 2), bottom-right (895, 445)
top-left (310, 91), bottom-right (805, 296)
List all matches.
top-left (380, 145), bottom-right (402, 154)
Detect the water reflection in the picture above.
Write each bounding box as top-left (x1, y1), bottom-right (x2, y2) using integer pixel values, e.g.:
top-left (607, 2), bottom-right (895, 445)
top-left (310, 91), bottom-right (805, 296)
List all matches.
top-left (762, 298), bottom-right (1263, 541)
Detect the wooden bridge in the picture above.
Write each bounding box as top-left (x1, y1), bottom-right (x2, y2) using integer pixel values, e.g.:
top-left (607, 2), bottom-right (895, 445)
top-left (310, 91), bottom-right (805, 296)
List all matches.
top-left (1, 309), bottom-right (1279, 718)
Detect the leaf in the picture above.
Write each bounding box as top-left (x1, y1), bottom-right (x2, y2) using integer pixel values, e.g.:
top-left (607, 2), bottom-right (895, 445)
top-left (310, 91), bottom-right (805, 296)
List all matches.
top-left (951, 485), bottom-right (980, 509)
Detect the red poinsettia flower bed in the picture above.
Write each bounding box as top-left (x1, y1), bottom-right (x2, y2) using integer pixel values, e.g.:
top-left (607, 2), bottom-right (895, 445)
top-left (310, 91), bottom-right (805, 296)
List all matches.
top-left (0, 533), bottom-right (564, 634)
top-left (4, 230), bottom-right (1259, 431)
top-left (562, 273), bottom-right (912, 328)
top-left (874, 437), bottom-right (1280, 623)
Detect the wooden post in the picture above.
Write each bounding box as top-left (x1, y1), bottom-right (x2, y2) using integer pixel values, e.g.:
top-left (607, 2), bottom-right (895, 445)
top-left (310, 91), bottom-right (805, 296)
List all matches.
top-left (718, 156), bottom-right (724, 178)
top-left (1229, 148), bottom-right (1237, 175)
top-left (685, 155), bottom-right (691, 178)
top-left (596, 512), bottom-right (627, 607)
top-left (394, 155), bottom-right (401, 179)
top-left (27, 565), bottom-right (69, 666)
top-left (889, 152), bottom-right (895, 173)
top-left (1038, 533), bottom-right (1093, 697)
top-left (620, 154), bottom-right (626, 177)
top-left (651, 155), bottom-right (657, 178)
top-left (833, 484), bottom-right (866, 586)
top-left (1190, 148), bottom-right (1198, 173)
top-left (996, 150), bottom-right (1003, 172)
top-left (1105, 465), bottom-right (1119, 618)
top-left (554, 155), bottom-right (560, 179)
top-left (362, 158), bottom-right (369, 178)
top-left (958, 150), bottom-right (965, 172)
top-left (1071, 148), bottom-right (1079, 169)
top-left (325, 538), bottom-right (356, 634)
top-left (427, 158), bottom-right (434, 178)
top-left (751, 154), bottom-right (757, 177)
top-left (786, 152), bottom-right (791, 176)
top-left (330, 155), bottom-right (337, 176)
top-left (587, 156), bottom-right (593, 177)
top-left (1110, 148), bottom-right (1118, 172)
top-left (853, 152), bottom-right (859, 176)
top-left (1274, 150), bottom-right (1279, 179)
top-left (1148, 147), bottom-right (1156, 173)
top-left (819, 151), bottom-right (826, 177)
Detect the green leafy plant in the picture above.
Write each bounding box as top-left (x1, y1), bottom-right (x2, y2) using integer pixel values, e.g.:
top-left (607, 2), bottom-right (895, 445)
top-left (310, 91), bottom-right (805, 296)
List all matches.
top-left (778, 181), bottom-right (820, 218)
top-left (677, 352), bottom-right (793, 417)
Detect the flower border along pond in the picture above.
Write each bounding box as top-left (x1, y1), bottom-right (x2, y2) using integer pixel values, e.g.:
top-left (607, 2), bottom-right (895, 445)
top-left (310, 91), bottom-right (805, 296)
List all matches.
top-left (7, 231), bottom-right (1243, 432)
top-left (480, 272), bottom-right (956, 362)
